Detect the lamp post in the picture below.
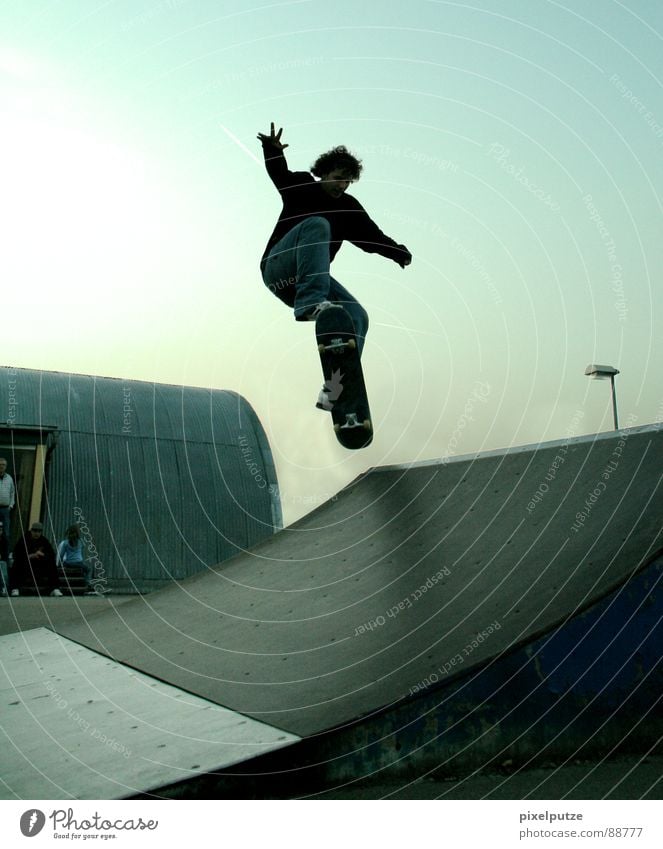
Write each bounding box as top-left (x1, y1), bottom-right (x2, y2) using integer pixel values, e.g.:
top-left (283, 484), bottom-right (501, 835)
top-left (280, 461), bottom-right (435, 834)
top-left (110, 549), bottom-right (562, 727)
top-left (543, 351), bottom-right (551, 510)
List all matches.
top-left (585, 364), bottom-right (620, 431)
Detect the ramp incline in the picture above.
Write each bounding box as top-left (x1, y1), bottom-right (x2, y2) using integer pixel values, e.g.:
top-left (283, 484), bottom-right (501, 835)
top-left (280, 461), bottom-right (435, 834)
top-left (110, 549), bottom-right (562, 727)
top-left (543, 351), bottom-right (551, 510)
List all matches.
top-left (56, 426), bottom-right (663, 739)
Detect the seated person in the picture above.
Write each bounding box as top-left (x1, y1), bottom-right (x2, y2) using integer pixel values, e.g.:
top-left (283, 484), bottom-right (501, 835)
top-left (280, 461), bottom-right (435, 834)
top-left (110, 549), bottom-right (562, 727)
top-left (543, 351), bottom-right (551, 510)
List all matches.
top-left (10, 521), bottom-right (62, 597)
top-left (57, 523), bottom-right (98, 595)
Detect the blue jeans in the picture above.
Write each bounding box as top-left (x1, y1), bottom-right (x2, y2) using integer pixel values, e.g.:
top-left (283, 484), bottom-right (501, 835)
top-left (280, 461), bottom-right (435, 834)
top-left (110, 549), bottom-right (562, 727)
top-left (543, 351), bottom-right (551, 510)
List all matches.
top-left (261, 216), bottom-right (369, 355)
top-left (61, 558), bottom-right (93, 587)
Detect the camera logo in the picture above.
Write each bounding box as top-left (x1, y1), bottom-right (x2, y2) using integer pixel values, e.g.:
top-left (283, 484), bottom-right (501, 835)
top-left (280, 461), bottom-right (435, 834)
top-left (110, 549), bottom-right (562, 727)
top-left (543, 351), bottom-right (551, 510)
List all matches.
top-left (20, 810), bottom-right (46, 837)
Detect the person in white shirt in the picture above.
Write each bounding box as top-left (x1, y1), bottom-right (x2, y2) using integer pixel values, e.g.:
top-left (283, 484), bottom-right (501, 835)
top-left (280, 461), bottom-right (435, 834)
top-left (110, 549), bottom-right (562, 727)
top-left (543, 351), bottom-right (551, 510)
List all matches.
top-left (0, 458), bottom-right (15, 551)
top-left (0, 520), bottom-right (8, 597)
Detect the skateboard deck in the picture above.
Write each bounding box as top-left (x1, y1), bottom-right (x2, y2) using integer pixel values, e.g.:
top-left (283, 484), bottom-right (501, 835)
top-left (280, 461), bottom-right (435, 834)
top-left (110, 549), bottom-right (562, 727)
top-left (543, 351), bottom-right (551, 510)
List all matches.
top-left (315, 306), bottom-right (373, 450)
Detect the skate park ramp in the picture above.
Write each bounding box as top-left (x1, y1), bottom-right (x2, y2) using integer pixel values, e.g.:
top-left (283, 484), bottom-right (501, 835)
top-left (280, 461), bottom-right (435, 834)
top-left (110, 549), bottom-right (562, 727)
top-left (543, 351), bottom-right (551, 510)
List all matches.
top-left (54, 424), bottom-right (663, 741)
top-left (0, 628), bottom-right (298, 799)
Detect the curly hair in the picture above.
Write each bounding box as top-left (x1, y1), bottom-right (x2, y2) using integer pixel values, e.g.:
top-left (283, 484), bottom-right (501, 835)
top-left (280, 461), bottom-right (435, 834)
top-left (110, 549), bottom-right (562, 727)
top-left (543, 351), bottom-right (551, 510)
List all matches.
top-left (310, 145), bottom-right (363, 181)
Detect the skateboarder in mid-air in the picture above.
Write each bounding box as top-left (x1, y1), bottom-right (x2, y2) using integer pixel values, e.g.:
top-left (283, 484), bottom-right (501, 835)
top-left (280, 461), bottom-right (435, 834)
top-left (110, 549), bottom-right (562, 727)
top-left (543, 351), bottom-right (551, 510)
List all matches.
top-left (258, 122), bottom-right (412, 411)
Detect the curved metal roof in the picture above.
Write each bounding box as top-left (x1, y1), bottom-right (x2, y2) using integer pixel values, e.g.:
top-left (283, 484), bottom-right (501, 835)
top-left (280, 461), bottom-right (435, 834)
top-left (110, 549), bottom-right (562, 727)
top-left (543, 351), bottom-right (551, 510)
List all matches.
top-left (0, 367), bottom-right (281, 590)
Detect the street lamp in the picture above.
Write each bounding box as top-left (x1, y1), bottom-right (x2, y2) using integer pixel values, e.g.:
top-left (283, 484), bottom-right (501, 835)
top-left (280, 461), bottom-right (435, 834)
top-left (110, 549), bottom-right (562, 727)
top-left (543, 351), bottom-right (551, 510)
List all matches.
top-left (585, 364), bottom-right (620, 431)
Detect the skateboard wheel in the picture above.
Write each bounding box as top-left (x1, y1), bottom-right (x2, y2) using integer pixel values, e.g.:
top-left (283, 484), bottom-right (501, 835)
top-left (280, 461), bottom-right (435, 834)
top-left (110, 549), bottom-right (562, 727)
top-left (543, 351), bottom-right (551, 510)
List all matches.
top-left (363, 419), bottom-right (371, 430)
top-left (348, 338), bottom-right (357, 350)
top-left (333, 423), bottom-right (341, 432)
top-left (318, 343), bottom-right (325, 353)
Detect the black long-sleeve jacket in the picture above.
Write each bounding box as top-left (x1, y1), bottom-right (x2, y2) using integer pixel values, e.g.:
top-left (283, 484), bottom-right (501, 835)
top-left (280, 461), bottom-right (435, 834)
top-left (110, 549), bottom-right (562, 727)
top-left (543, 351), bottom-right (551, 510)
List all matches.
top-left (260, 143), bottom-right (408, 267)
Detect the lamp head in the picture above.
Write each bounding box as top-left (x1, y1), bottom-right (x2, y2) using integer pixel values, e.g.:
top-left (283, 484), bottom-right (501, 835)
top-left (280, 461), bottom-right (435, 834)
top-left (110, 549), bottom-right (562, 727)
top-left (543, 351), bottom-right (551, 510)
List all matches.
top-left (585, 364), bottom-right (619, 381)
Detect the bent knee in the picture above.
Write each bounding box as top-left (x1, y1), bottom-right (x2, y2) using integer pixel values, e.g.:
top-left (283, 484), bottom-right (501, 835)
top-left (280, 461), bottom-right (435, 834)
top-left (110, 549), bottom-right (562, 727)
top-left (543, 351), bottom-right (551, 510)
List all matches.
top-left (302, 215), bottom-right (331, 238)
top-left (349, 305), bottom-right (369, 337)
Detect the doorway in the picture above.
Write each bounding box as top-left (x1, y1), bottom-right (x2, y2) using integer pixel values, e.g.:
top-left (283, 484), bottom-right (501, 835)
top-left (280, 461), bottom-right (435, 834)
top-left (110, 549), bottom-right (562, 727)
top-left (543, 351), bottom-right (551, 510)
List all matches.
top-left (0, 430), bottom-right (53, 550)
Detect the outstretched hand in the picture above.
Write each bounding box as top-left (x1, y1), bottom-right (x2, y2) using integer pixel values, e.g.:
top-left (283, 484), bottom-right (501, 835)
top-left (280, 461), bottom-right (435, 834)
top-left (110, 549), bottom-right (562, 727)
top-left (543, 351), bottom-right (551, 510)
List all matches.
top-left (257, 122), bottom-right (289, 150)
top-left (396, 245), bottom-right (412, 268)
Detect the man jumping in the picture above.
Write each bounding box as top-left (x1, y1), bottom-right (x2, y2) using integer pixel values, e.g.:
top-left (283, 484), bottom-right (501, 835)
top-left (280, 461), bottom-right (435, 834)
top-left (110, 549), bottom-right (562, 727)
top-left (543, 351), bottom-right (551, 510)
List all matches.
top-left (257, 122), bottom-right (412, 408)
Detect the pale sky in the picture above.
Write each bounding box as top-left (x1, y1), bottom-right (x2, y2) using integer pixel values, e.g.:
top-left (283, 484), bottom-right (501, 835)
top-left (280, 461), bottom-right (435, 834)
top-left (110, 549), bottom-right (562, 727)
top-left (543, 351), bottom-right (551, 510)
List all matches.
top-left (2, 1), bottom-right (662, 524)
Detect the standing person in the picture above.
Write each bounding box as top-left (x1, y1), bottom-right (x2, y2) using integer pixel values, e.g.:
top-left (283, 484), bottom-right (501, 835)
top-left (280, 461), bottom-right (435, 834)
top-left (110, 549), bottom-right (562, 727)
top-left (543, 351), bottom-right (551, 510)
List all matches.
top-left (57, 524), bottom-right (99, 595)
top-left (10, 522), bottom-right (62, 597)
top-left (0, 520), bottom-right (8, 597)
top-left (257, 122), bottom-right (412, 408)
top-left (0, 458), bottom-right (15, 550)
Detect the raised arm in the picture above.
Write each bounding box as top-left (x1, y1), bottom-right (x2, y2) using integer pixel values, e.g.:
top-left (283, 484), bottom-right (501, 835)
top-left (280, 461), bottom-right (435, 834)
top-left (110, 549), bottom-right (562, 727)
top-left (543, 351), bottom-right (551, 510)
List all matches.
top-left (257, 122), bottom-right (293, 191)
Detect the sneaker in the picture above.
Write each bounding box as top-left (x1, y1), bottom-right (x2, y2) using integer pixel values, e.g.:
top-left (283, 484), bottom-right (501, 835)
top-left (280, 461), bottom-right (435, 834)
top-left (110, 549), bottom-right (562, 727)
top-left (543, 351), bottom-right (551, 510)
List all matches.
top-left (10, 589), bottom-right (19, 597)
top-left (297, 300), bottom-right (339, 322)
top-left (50, 589), bottom-right (63, 597)
top-left (316, 387), bottom-right (333, 411)
top-left (0, 588), bottom-right (7, 597)
top-left (85, 583), bottom-right (109, 596)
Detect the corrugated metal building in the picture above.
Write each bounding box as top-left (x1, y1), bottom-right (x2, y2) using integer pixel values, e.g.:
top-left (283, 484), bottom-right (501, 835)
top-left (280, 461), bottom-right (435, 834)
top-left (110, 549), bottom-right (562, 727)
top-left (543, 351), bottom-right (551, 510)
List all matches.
top-left (0, 366), bottom-right (281, 592)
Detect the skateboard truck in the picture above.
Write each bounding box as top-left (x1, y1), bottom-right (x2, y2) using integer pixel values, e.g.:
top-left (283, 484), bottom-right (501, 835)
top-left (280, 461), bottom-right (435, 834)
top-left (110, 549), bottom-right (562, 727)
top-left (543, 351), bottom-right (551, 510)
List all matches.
top-left (334, 413), bottom-right (372, 432)
top-left (318, 337), bottom-right (357, 354)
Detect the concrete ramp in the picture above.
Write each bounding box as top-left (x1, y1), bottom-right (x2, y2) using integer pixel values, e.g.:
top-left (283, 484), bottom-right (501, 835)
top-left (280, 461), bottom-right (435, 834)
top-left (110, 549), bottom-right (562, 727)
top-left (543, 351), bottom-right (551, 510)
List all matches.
top-left (54, 425), bottom-right (663, 743)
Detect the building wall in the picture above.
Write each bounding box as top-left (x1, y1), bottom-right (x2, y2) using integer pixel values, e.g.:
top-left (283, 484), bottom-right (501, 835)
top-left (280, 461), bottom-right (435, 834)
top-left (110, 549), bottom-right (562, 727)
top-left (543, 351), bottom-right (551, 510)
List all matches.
top-left (0, 367), bottom-right (281, 591)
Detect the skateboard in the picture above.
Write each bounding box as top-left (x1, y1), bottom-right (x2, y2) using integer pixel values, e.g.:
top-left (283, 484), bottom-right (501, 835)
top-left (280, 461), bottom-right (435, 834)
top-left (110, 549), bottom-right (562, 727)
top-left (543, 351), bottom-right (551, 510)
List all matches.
top-left (315, 305), bottom-right (373, 449)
